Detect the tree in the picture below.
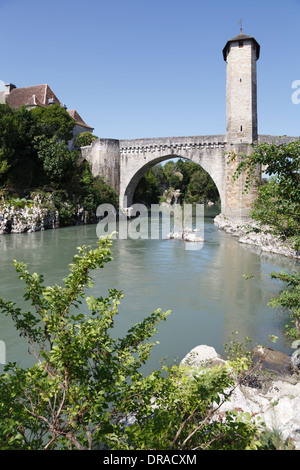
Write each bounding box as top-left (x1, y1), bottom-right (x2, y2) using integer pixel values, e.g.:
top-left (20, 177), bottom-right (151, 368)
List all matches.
top-left (0, 236), bottom-right (260, 450)
top-left (35, 136), bottom-right (78, 187)
top-left (163, 160), bottom-right (184, 189)
top-left (74, 132), bottom-right (98, 148)
top-left (31, 104), bottom-right (74, 142)
top-left (184, 169), bottom-right (219, 204)
top-left (0, 102), bottom-right (118, 220)
top-left (133, 168), bottom-right (162, 205)
top-left (268, 271), bottom-right (300, 340)
top-left (228, 138), bottom-right (300, 249)
top-left (0, 104), bottom-right (39, 186)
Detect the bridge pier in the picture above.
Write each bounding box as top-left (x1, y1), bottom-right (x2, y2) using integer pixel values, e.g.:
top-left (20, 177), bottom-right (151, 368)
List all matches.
top-left (223, 142), bottom-right (260, 220)
top-left (79, 138), bottom-right (120, 194)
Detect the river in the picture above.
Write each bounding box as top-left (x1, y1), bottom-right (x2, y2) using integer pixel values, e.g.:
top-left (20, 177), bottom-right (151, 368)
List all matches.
top-left (0, 206), bottom-right (299, 372)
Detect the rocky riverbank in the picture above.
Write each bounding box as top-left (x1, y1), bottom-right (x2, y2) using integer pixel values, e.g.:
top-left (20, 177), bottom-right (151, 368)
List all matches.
top-left (181, 344), bottom-right (300, 449)
top-left (0, 193), bottom-right (95, 235)
top-left (214, 214), bottom-right (300, 260)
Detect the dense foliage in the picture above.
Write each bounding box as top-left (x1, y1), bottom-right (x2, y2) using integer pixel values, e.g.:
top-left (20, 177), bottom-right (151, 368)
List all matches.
top-left (269, 271), bottom-right (300, 340)
top-left (0, 104), bottom-right (118, 222)
top-left (74, 131), bottom-right (98, 148)
top-left (133, 159), bottom-right (219, 206)
top-left (0, 236), bottom-right (261, 450)
top-left (31, 104), bottom-right (75, 142)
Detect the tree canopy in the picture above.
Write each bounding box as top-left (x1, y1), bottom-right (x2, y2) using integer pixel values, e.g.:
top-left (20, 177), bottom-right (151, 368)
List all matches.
top-left (31, 104), bottom-right (74, 142)
top-left (74, 131), bottom-right (98, 148)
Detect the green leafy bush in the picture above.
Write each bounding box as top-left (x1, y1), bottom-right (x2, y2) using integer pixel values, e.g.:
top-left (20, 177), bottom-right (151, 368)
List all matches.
top-left (74, 132), bottom-right (98, 148)
top-left (269, 271), bottom-right (300, 339)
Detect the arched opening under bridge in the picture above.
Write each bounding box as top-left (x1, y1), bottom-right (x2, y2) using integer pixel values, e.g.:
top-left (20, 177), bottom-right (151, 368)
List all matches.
top-left (132, 157), bottom-right (220, 209)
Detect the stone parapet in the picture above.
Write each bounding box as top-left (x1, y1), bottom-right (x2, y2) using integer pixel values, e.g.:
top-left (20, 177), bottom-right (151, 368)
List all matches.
top-left (120, 135), bottom-right (227, 154)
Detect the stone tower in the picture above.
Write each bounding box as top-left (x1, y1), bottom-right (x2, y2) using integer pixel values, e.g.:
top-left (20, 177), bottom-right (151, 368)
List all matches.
top-left (222, 30), bottom-right (261, 220)
top-left (223, 30), bottom-right (260, 144)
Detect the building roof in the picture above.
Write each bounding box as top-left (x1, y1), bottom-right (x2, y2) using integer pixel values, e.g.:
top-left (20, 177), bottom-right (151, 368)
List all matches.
top-left (223, 31), bottom-right (260, 61)
top-left (5, 84), bottom-right (61, 108)
top-left (0, 83), bottom-right (93, 131)
top-left (67, 109), bottom-right (94, 130)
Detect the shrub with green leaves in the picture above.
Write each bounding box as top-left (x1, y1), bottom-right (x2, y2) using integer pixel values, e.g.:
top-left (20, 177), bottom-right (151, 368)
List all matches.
top-left (74, 132), bottom-right (98, 148)
top-left (269, 271), bottom-right (300, 339)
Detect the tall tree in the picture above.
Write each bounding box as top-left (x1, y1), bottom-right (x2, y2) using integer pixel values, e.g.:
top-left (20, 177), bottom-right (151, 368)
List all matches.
top-left (31, 104), bottom-right (74, 142)
top-left (0, 104), bottom-right (39, 186)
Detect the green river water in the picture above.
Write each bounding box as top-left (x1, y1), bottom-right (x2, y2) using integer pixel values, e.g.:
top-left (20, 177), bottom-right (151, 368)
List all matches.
top-left (0, 206), bottom-right (299, 372)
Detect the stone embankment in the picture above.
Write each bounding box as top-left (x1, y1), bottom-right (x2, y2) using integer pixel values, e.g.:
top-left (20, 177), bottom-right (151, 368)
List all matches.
top-left (181, 344), bottom-right (300, 449)
top-left (0, 193), bottom-right (93, 234)
top-left (214, 214), bottom-right (300, 260)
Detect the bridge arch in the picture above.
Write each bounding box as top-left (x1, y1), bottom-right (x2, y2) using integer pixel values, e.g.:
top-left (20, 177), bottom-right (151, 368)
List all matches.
top-left (123, 153), bottom-right (222, 208)
top-left (119, 136), bottom-right (227, 211)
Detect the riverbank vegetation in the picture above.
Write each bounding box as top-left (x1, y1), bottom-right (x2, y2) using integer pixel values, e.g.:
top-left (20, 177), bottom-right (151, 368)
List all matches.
top-left (0, 103), bottom-right (118, 226)
top-left (0, 236), bottom-right (262, 450)
top-left (229, 138), bottom-right (300, 251)
top-left (229, 139), bottom-right (300, 341)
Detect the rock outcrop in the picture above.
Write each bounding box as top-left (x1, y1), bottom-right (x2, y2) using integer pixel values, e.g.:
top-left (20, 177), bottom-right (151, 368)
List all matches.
top-left (214, 214), bottom-right (300, 260)
top-left (181, 344), bottom-right (300, 449)
top-left (0, 193), bottom-right (94, 234)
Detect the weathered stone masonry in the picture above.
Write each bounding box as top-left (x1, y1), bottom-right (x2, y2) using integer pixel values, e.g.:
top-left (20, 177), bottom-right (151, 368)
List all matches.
top-left (80, 31), bottom-right (297, 220)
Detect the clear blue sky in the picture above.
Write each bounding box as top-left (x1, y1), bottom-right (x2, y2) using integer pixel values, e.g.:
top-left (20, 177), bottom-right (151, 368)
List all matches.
top-left (1, 0), bottom-right (299, 139)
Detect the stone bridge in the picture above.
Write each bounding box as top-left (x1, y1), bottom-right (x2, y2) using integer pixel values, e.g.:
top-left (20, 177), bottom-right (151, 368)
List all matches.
top-left (119, 135), bottom-right (227, 209)
top-left (79, 31), bottom-right (297, 220)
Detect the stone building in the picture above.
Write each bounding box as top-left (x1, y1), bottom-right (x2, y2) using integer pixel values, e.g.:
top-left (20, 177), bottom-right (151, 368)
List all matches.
top-left (0, 82), bottom-right (94, 146)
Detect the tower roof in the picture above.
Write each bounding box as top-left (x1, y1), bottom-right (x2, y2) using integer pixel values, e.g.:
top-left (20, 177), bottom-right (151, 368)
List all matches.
top-left (223, 32), bottom-right (260, 61)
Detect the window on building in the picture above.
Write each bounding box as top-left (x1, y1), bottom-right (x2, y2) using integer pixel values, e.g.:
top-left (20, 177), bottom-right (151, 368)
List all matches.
top-left (239, 40), bottom-right (243, 48)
